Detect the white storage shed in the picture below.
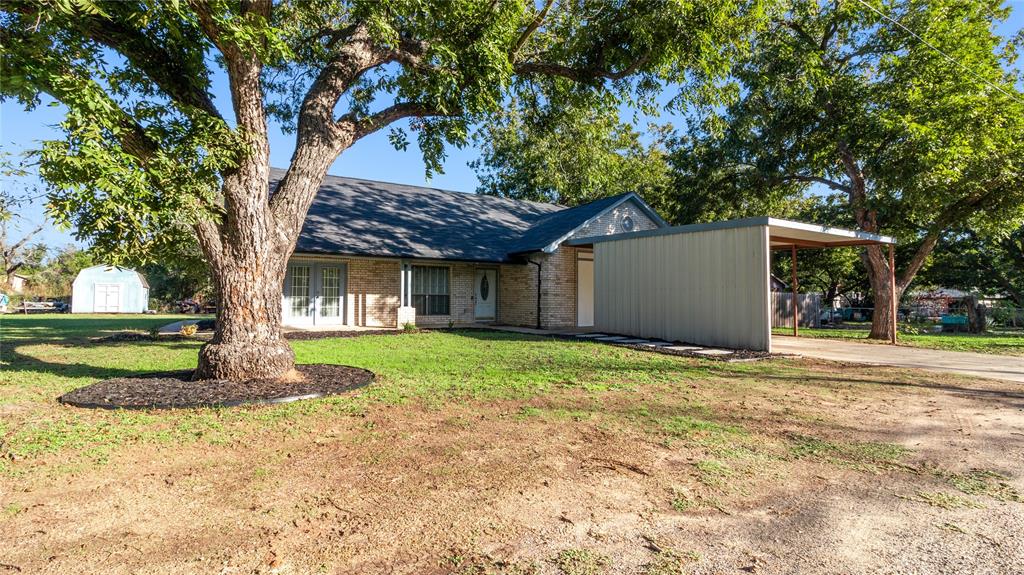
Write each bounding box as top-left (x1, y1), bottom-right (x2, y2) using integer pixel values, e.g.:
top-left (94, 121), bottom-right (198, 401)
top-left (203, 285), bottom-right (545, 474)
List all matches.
top-left (71, 265), bottom-right (150, 314)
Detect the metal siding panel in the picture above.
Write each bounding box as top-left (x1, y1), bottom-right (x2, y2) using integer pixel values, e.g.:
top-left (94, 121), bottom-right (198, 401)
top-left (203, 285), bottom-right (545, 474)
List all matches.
top-left (591, 225), bottom-right (770, 350)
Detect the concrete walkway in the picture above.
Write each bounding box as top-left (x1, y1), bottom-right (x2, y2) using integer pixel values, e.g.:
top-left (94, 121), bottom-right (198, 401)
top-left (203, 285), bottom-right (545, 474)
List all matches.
top-left (772, 335), bottom-right (1024, 384)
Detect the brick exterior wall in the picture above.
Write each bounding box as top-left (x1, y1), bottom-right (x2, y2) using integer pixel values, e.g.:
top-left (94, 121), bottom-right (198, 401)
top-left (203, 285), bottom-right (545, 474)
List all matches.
top-left (540, 247), bottom-right (579, 328)
top-left (498, 261), bottom-right (537, 327)
top-left (571, 198), bottom-right (659, 239)
top-left (497, 246), bottom-right (585, 329)
top-left (347, 259), bottom-right (400, 327)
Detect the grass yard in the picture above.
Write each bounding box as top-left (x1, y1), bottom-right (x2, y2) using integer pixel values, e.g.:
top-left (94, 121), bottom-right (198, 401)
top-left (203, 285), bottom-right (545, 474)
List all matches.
top-left (772, 325), bottom-right (1024, 356)
top-left (2, 314), bottom-right (1023, 574)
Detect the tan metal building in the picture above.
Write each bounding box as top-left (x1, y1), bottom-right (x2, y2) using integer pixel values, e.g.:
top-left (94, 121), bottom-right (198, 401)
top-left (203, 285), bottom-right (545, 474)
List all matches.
top-left (568, 218), bottom-right (895, 352)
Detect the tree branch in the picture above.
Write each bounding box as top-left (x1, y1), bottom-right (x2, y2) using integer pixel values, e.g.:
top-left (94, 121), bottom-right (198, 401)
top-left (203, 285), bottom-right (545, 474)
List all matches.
top-left (45, 4), bottom-right (223, 119)
top-left (513, 53), bottom-right (651, 83)
top-left (193, 220), bottom-right (224, 269)
top-left (348, 102), bottom-right (457, 140)
top-left (295, 24), bottom-right (395, 140)
top-left (780, 173), bottom-right (851, 192)
top-left (897, 186), bottom-right (1006, 289)
top-left (779, 20), bottom-right (818, 49)
top-left (510, 0), bottom-right (555, 59)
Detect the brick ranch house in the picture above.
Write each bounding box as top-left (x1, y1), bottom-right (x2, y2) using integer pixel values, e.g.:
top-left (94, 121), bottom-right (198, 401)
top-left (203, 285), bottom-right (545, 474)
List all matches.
top-left (279, 169), bottom-right (667, 330)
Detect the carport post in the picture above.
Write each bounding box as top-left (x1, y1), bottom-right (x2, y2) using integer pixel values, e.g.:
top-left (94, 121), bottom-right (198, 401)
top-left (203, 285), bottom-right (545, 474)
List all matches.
top-left (889, 244), bottom-right (897, 345)
top-left (791, 245), bottom-right (798, 337)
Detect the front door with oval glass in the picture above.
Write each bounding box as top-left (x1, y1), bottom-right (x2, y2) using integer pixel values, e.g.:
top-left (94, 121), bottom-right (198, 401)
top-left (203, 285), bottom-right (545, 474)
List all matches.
top-left (474, 269), bottom-right (497, 320)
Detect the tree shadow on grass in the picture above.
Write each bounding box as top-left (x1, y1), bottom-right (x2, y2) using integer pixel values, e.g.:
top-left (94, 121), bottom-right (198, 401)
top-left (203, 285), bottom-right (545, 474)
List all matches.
top-left (3, 338), bottom-right (203, 383)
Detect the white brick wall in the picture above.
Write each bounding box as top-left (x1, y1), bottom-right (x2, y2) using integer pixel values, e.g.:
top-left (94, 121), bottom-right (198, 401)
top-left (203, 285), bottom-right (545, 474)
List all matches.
top-left (571, 199), bottom-right (660, 239)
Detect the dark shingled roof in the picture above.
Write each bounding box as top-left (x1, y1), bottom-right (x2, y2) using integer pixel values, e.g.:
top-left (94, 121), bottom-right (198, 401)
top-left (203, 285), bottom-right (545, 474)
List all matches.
top-left (274, 169), bottom-right (646, 263)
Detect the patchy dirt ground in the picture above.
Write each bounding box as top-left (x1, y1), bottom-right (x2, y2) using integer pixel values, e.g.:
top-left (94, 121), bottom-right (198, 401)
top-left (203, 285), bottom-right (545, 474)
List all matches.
top-left (2, 356), bottom-right (1022, 575)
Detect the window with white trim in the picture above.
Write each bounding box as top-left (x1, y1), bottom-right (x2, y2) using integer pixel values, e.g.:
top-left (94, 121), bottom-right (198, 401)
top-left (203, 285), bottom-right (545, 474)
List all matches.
top-left (411, 265), bottom-right (450, 315)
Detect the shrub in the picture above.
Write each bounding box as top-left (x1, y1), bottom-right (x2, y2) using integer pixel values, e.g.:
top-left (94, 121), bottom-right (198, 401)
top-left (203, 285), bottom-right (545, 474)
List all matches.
top-left (179, 323), bottom-right (198, 337)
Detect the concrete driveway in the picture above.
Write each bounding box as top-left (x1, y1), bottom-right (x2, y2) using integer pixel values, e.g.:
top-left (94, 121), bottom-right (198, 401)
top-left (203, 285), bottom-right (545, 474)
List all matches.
top-left (772, 335), bottom-right (1024, 384)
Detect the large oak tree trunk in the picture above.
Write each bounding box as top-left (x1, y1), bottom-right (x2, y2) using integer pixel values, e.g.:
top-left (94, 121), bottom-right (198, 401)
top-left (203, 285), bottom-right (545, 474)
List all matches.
top-left (193, 162), bottom-right (298, 381)
top-left (191, 148), bottom-right (350, 382)
top-left (195, 254), bottom-right (293, 381)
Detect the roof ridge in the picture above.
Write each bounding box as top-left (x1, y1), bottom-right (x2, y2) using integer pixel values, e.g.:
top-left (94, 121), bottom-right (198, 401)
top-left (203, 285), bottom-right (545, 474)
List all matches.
top-left (270, 167), bottom-right (564, 213)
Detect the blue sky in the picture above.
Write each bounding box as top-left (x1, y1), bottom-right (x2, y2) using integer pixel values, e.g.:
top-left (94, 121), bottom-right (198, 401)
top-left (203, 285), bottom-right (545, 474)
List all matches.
top-left (2, 3), bottom-right (1022, 250)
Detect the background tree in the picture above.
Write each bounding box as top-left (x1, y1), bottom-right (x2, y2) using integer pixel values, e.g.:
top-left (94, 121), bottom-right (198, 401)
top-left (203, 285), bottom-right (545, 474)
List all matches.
top-left (921, 227), bottom-right (1024, 306)
top-left (672, 0), bottom-right (1024, 340)
top-left (1, 0), bottom-right (762, 380)
top-left (139, 231), bottom-right (214, 309)
top-left (0, 162), bottom-right (46, 291)
top-left (1, 220), bottom-right (44, 281)
top-left (30, 244), bottom-right (94, 299)
top-left (1, 221), bottom-right (46, 291)
top-left (471, 94), bottom-right (673, 209)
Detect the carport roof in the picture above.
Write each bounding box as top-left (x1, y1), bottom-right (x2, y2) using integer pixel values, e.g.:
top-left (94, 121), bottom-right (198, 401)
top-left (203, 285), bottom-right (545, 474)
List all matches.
top-left (567, 216), bottom-right (895, 249)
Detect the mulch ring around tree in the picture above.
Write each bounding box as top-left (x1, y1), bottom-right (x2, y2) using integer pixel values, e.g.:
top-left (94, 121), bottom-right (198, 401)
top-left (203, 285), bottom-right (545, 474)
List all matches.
top-left (58, 364), bottom-right (374, 410)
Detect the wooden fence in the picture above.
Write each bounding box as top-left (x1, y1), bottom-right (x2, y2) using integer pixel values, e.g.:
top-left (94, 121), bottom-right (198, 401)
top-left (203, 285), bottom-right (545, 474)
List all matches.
top-left (772, 292), bottom-right (821, 328)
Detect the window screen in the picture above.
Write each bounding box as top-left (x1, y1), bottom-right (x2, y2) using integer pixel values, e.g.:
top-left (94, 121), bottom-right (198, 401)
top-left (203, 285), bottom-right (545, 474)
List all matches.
top-left (411, 266), bottom-right (450, 315)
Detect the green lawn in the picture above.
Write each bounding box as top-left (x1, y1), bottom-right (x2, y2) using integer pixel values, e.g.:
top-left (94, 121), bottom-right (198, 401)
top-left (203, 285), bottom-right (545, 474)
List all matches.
top-left (772, 325), bottom-right (1024, 356)
top-left (0, 313), bottom-right (894, 476)
top-left (0, 314), bottom-right (733, 470)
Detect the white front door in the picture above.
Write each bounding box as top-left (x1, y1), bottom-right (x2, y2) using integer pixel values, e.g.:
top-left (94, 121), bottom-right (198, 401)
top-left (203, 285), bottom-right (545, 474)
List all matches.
top-left (94, 284), bottom-right (121, 313)
top-left (474, 269), bottom-right (497, 320)
top-left (577, 253), bottom-right (594, 327)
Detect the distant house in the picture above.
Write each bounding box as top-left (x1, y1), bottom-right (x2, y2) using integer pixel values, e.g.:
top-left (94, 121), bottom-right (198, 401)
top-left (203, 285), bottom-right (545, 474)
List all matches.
top-left (71, 265), bottom-right (150, 313)
top-left (7, 273), bottom-right (28, 294)
top-left (908, 288), bottom-right (969, 319)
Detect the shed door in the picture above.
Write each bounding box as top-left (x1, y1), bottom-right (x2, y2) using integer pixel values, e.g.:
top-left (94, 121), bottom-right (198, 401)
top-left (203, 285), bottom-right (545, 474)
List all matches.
top-left (94, 284), bottom-right (121, 313)
top-left (577, 252), bottom-right (594, 327)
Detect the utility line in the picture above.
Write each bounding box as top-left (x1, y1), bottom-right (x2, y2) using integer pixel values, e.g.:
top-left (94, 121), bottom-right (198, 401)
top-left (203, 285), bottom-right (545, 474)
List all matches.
top-left (852, 0), bottom-right (1023, 104)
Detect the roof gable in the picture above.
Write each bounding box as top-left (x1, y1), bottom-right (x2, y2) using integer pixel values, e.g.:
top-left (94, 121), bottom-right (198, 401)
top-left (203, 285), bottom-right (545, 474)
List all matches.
top-left (505, 193), bottom-right (666, 255)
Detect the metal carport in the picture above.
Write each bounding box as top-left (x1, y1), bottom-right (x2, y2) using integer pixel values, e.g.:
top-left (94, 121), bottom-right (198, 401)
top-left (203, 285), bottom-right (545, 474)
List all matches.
top-left (567, 217), bottom-right (895, 352)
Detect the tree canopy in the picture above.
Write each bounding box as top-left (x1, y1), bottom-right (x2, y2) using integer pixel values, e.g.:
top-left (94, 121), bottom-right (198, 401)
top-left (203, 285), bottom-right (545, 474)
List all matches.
top-left (1, 0), bottom-right (763, 261)
top-left (669, 0), bottom-right (1024, 337)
